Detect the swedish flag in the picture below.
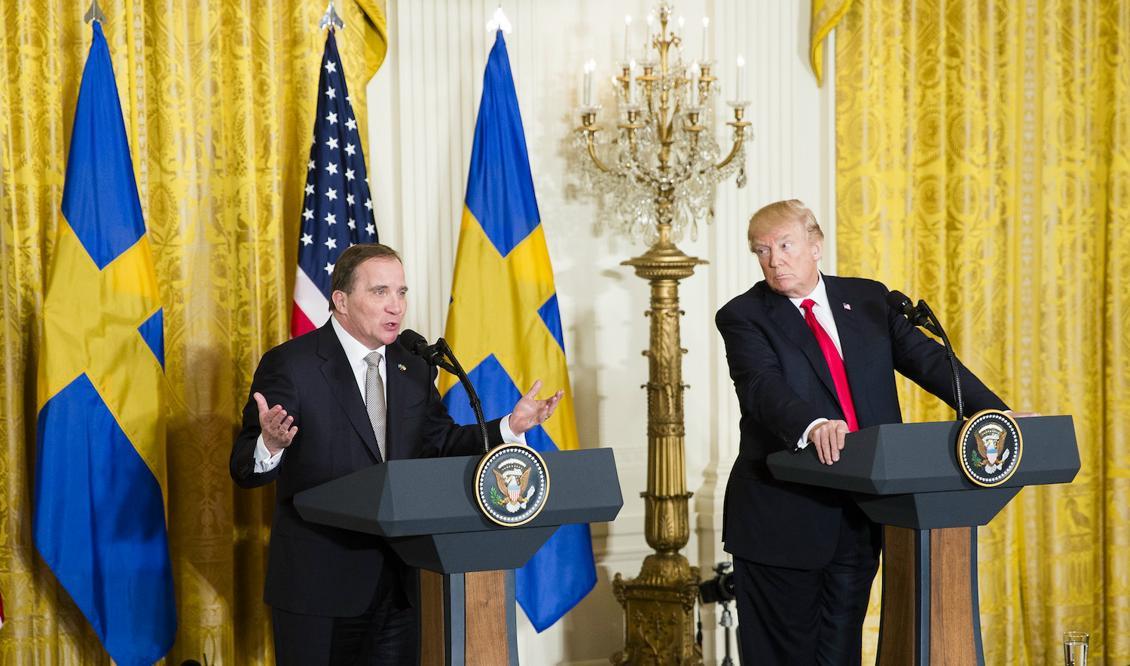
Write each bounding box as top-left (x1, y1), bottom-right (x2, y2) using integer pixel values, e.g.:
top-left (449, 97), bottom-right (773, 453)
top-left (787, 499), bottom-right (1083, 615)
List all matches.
top-left (33, 23), bottom-right (176, 664)
top-left (441, 30), bottom-right (597, 632)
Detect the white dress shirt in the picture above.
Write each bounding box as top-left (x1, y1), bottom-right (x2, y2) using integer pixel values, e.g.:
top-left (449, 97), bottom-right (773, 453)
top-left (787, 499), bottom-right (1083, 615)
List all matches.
top-left (253, 317), bottom-right (524, 472)
top-left (788, 277), bottom-right (845, 450)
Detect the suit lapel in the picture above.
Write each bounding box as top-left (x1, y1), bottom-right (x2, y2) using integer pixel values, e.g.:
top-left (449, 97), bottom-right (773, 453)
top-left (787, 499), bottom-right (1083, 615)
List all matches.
top-left (316, 325), bottom-right (382, 462)
top-left (824, 276), bottom-right (871, 424)
top-left (764, 286), bottom-right (838, 401)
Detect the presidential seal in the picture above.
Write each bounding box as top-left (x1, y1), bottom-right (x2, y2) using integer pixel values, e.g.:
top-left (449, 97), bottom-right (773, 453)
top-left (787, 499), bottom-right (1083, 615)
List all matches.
top-left (474, 444), bottom-right (550, 527)
top-left (956, 409), bottom-right (1023, 487)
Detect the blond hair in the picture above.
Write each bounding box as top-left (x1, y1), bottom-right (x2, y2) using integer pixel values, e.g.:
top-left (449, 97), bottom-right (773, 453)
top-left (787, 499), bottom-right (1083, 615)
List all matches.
top-left (747, 199), bottom-right (824, 251)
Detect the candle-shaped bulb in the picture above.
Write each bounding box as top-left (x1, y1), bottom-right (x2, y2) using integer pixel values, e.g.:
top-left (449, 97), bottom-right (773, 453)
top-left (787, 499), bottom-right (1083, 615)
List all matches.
top-left (629, 59), bottom-right (638, 104)
top-left (701, 16), bottom-right (710, 62)
top-left (736, 55), bottom-right (746, 101)
top-left (624, 15), bottom-right (632, 62)
top-left (688, 61), bottom-right (701, 106)
top-left (583, 59), bottom-right (596, 107)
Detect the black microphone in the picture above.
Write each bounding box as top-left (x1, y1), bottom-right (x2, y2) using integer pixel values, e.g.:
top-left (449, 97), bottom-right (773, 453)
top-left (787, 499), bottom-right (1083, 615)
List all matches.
top-left (399, 329), bottom-right (454, 372)
top-left (885, 290), bottom-right (916, 319)
top-left (887, 289), bottom-right (965, 420)
top-left (399, 329), bottom-right (490, 453)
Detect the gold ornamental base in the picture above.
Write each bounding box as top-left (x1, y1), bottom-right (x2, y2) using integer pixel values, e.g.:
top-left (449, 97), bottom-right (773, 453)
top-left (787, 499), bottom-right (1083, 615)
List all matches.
top-left (610, 553), bottom-right (703, 666)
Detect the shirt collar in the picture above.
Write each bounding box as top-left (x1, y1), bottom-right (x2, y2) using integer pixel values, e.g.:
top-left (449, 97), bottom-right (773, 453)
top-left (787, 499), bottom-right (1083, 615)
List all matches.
top-left (330, 315), bottom-right (386, 366)
top-left (787, 274), bottom-right (829, 311)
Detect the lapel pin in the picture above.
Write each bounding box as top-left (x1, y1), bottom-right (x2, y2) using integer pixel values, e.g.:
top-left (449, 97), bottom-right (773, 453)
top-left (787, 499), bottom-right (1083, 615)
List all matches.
top-left (843, 303), bottom-right (852, 310)
top-left (397, 363), bottom-right (407, 372)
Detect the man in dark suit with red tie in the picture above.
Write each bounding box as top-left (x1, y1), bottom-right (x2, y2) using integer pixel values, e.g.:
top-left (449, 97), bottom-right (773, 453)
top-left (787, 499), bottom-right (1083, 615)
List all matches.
top-left (230, 243), bottom-right (562, 665)
top-left (715, 200), bottom-right (1008, 665)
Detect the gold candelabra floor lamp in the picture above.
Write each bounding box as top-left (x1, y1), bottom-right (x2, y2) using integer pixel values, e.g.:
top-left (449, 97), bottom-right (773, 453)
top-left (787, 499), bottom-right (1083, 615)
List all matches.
top-left (573, 4), bottom-right (750, 664)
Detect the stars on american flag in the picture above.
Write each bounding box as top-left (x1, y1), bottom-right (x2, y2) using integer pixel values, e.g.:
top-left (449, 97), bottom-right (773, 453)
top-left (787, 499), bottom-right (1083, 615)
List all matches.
top-left (292, 30), bottom-right (379, 335)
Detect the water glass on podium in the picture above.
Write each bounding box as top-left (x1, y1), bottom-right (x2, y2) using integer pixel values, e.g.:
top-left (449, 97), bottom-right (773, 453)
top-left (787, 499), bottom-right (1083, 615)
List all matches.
top-left (1063, 631), bottom-right (1088, 666)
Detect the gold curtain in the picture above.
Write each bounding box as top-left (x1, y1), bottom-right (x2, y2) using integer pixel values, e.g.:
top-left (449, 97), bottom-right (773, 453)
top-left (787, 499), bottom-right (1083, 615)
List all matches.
top-left (832, 0), bottom-right (1129, 663)
top-left (0, 1), bottom-right (386, 662)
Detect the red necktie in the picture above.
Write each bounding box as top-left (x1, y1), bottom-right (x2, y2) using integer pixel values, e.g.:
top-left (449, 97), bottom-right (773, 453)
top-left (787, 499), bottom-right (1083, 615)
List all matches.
top-left (800, 299), bottom-right (859, 432)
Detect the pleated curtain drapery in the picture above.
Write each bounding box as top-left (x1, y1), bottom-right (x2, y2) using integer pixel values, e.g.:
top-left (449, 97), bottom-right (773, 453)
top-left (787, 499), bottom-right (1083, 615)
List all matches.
top-left (822, 0), bottom-right (1130, 663)
top-left (0, 1), bottom-right (385, 663)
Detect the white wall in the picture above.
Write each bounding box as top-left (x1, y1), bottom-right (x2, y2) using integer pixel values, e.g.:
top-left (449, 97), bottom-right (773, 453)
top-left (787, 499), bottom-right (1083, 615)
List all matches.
top-left (368, 1), bottom-right (835, 663)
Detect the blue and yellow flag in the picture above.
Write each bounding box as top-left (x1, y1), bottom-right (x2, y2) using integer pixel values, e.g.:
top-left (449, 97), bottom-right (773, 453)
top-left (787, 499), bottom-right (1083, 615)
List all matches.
top-left (33, 22), bottom-right (176, 664)
top-left (441, 30), bottom-right (596, 632)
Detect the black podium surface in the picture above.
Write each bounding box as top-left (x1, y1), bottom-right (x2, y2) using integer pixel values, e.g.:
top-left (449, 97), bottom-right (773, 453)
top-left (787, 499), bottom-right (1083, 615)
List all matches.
top-left (294, 447), bottom-right (622, 573)
top-left (767, 415), bottom-right (1079, 529)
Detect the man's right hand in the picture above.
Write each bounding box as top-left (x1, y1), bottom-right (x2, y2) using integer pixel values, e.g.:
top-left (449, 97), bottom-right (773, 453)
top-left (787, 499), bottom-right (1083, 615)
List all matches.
top-left (810, 419), bottom-right (849, 465)
top-left (255, 392), bottom-right (297, 455)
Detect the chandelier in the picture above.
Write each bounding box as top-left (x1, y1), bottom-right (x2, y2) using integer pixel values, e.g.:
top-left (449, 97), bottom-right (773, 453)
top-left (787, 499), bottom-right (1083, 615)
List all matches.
top-left (575, 2), bottom-right (750, 246)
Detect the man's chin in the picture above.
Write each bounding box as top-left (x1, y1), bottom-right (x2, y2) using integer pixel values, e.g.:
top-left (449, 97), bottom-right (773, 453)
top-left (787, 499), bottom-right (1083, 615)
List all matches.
top-left (769, 277), bottom-right (796, 294)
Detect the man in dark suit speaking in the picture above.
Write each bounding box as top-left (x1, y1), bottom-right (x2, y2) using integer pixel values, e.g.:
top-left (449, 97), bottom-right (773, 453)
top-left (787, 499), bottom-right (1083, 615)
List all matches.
top-left (231, 243), bottom-right (562, 665)
top-left (715, 200), bottom-right (1008, 665)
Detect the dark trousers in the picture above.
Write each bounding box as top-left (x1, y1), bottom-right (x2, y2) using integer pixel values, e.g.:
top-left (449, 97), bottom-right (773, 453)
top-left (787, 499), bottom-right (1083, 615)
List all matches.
top-left (271, 576), bottom-right (418, 666)
top-left (733, 506), bottom-right (880, 666)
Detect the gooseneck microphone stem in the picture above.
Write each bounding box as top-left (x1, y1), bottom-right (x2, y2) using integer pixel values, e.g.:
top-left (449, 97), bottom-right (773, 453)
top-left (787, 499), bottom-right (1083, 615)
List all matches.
top-left (434, 339), bottom-right (491, 454)
top-left (915, 300), bottom-right (965, 422)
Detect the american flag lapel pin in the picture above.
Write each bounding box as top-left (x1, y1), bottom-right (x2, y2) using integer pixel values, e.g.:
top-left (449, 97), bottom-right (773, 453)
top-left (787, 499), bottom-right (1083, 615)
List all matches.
top-left (397, 363), bottom-right (407, 372)
top-left (843, 303), bottom-right (852, 311)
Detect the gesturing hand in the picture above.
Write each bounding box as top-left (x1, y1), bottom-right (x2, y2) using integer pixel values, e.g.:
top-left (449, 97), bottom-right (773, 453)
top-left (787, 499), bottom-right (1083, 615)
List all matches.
top-left (507, 380), bottom-right (564, 435)
top-left (255, 392), bottom-right (298, 455)
top-left (810, 419), bottom-right (849, 465)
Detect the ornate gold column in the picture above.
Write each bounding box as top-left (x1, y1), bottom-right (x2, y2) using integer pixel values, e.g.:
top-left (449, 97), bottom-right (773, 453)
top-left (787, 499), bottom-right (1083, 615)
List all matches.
top-left (611, 229), bottom-right (705, 665)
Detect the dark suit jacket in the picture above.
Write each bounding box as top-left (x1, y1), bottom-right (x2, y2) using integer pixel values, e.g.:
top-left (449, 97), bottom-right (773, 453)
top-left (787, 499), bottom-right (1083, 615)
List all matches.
top-left (230, 323), bottom-right (503, 616)
top-left (715, 275), bottom-right (1007, 569)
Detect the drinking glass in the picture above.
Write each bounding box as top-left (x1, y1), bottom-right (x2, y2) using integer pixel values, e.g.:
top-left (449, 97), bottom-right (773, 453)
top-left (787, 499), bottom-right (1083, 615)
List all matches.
top-left (1063, 631), bottom-right (1088, 666)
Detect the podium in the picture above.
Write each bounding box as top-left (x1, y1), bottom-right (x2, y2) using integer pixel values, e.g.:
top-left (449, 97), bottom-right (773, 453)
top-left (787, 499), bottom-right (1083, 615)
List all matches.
top-left (294, 448), bottom-right (622, 665)
top-left (767, 415), bottom-right (1079, 665)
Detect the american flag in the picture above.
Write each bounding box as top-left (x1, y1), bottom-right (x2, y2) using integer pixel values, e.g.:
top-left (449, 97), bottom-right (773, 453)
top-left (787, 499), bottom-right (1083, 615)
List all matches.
top-left (292, 30), bottom-right (378, 336)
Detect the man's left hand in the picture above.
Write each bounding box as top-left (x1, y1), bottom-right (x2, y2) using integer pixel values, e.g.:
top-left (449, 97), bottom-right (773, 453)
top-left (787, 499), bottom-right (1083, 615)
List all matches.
top-left (507, 380), bottom-right (564, 435)
top-left (1005, 409), bottom-right (1040, 418)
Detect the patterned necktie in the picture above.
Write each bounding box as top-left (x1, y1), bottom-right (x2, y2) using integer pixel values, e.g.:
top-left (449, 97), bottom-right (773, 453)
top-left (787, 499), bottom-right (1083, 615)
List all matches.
top-left (363, 351), bottom-right (386, 462)
top-left (799, 299), bottom-right (859, 431)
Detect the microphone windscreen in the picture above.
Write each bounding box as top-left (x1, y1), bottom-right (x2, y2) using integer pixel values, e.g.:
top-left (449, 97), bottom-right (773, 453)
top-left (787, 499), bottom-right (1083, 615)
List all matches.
top-left (885, 290), bottom-right (914, 316)
top-left (398, 328), bottom-right (429, 355)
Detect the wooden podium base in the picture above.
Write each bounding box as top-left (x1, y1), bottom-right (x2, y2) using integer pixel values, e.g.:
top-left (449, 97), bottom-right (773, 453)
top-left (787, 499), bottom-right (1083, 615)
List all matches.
top-left (878, 526), bottom-right (985, 666)
top-left (419, 569), bottom-right (517, 666)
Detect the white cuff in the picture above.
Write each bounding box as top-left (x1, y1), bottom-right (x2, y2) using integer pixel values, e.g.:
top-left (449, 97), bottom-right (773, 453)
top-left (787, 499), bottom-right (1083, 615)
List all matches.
top-left (254, 434), bottom-right (285, 473)
top-left (500, 414), bottom-right (527, 445)
top-left (797, 418), bottom-right (829, 450)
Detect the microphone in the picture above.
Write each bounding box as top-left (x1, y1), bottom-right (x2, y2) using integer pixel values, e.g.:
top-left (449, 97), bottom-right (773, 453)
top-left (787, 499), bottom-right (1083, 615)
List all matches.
top-left (399, 329), bottom-right (454, 372)
top-left (885, 290), bottom-right (937, 334)
top-left (887, 289), bottom-right (965, 420)
top-left (885, 289), bottom-right (916, 318)
top-left (399, 329), bottom-right (490, 453)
